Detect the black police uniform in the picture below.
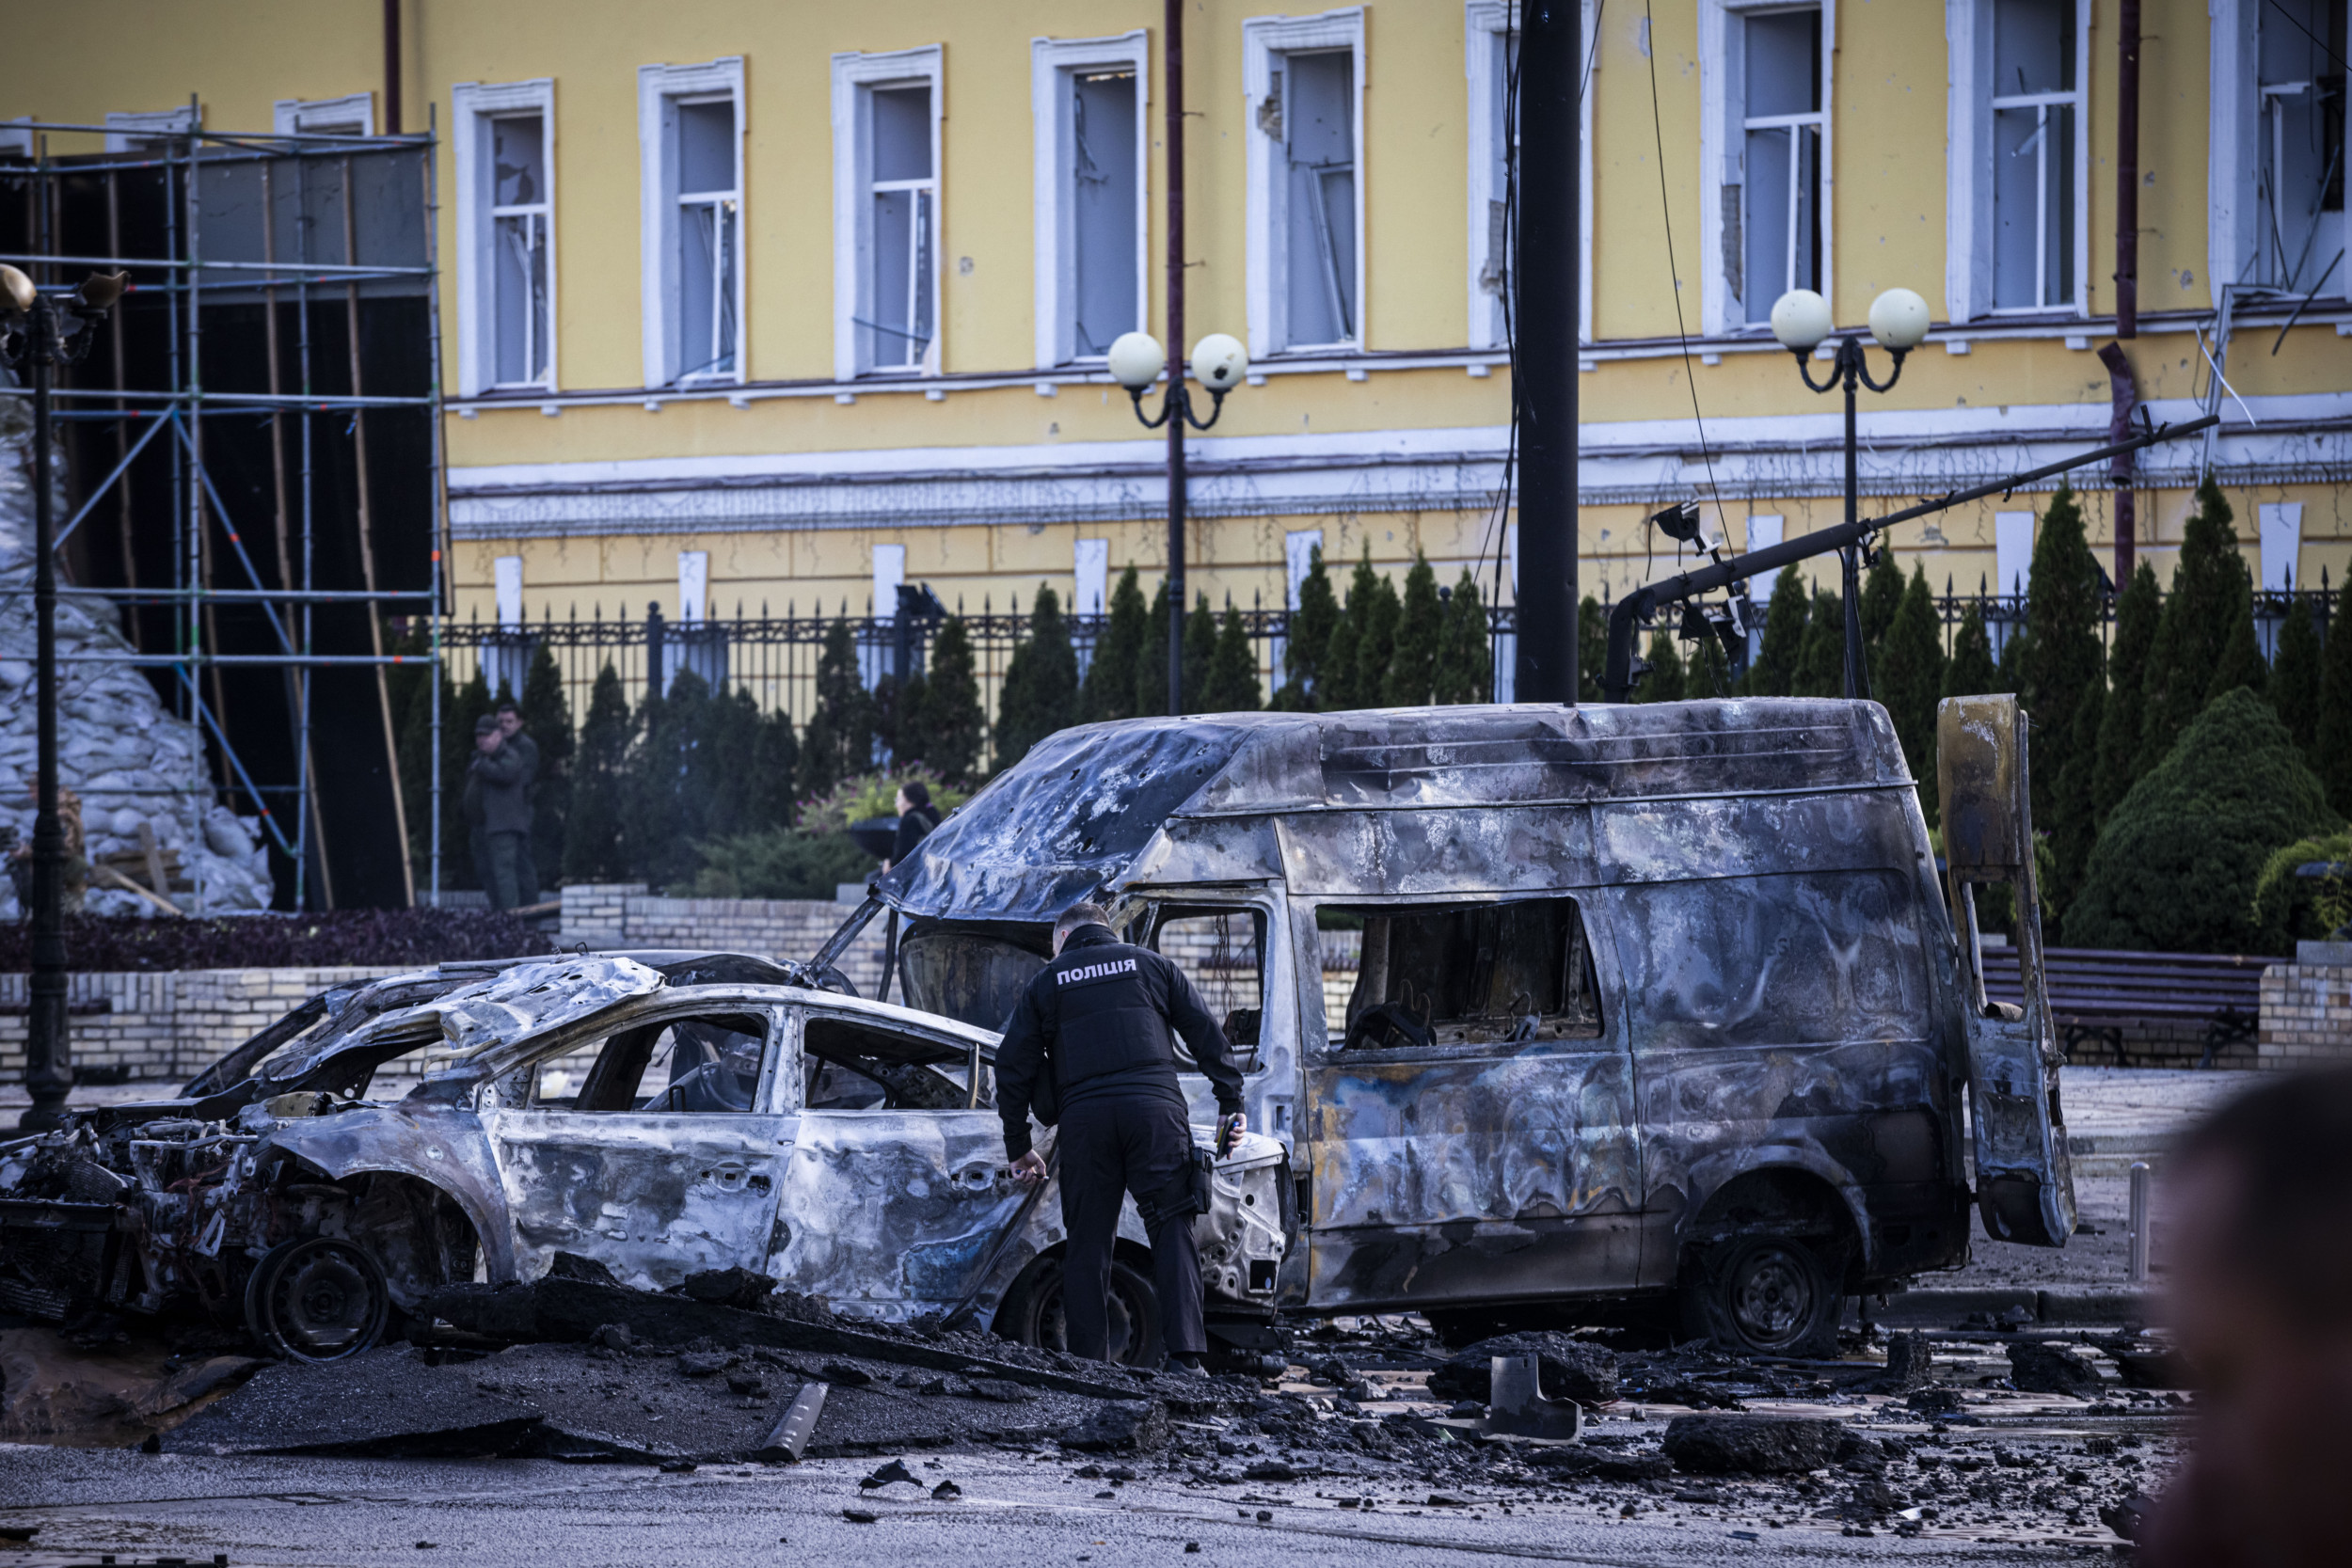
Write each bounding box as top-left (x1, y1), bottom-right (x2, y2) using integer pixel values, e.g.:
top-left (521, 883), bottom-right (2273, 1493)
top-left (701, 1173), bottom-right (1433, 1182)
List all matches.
top-left (995, 923), bottom-right (1245, 1363)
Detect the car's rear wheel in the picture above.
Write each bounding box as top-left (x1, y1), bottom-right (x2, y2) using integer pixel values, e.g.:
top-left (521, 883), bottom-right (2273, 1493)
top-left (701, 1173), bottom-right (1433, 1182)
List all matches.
top-left (1677, 1235), bottom-right (1841, 1357)
top-left (994, 1252), bottom-right (1164, 1370)
top-left (246, 1237), bottom-right (392, 1362)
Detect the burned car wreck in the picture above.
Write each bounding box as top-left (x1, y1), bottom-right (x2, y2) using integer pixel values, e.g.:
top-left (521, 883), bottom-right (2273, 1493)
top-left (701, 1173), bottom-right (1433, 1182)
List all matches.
top-left (0, 950), bottom-right (1289, 1366)
top-left (837, 694), bottom-right (2074, 1356)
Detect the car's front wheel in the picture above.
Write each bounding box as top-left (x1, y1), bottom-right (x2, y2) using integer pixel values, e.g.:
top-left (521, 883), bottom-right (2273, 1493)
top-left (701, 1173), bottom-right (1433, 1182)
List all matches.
top-left (993, 1251), bottom-right (1164, 1370)
top-left (246, 1237), bottom-right (392, 1362)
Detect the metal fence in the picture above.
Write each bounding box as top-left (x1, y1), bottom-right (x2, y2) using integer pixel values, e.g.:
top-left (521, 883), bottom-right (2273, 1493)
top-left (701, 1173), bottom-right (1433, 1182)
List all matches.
top-left (435, 579), bottom-right (2338, 736)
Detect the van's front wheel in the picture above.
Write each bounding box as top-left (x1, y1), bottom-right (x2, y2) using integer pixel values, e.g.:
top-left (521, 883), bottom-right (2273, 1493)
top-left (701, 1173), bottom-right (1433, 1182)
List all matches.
top-left (1677, 1236), bottom-right (1840, 1358)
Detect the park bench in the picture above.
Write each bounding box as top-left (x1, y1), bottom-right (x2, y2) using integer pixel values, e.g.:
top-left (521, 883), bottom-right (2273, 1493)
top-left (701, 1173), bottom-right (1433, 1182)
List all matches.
top-left (1979, 945), bottom-right (2275, 1067)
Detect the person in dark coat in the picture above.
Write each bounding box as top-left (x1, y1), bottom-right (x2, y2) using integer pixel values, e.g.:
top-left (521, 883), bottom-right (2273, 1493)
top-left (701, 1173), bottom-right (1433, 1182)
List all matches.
top-left (995, 901), bottom-right (1247, 1368)
top-left (466, 713), bottom-right (532, 910)
top-left (883, 779), bottom-right (940, 870)
top-left (495, 698), bottom-right (542, 905)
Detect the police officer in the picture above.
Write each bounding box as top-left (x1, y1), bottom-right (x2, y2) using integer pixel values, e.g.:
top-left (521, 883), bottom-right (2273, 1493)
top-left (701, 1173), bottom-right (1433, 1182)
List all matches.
top-left (996, 901), bottom-right (1246, 1369)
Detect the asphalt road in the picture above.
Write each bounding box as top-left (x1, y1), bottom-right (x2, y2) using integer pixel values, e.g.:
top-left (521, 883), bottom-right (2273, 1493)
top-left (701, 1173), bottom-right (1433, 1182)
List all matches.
top-left (0, 1447), bottom-right (2085, 1568)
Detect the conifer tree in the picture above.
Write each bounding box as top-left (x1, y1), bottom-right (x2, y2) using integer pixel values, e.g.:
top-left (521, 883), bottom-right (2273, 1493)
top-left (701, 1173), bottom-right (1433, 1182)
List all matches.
top-left (1136, 579), bottom-right (1173, 718)
top-left (1082, 566), bottom-right (1149, 722)
top-left (1202, 606), bottom-right (1263, 711)
top-left (1270, 546), bottom-right (1341, 709)
top-left (2315, 579), bottom-right (2352, 817)
top-left (797, 619), bottom-right (871, 800)
top-left (1860, 546), bottom-right (1905, 678)
top-left (2269, 589), bottom-right (2323, 758)
top-left (518, 643), bottom-right (575, 894)
top-left (2050, 679), bottom-right (2105, 911)
top-left (2208, 576), bottom-right (2269, 701)
top-left (1943, 603), bottom-right (2000, 703)
top-left (1355, 568), bottom-right (1403, 711)
top-left (1180, 594), bottom-right (1217, 713)
top-left (1639, 629), bottom-right (1687, 703)
top-left (1384, 552), bottom-right (1444, 706)
top-left (1748, 569), bottom-right (1810, 695)
top-left (1686, 629), bottom-right (1735, 697)
top-left (748, 706), bottom-right (799, 831)
top-left (2137, 477), bottom-right (2247, 777)
top-left (2015, 483), bottom-right (2106, 881)
top-left (1434, 568), bottom-right (1494, 704)
top-left (1877, 564), bottom-right (1947, 818)
top-left (914, 615), bottom-right (984, 782)
top-left (995, 585), bottom-right (1080, 765)
top-left (1793, 588), bottom-right (1846, 697)
top-left (2093, 562), bottom-right (2161, 826)
top-left (1579, 594), bottom-right (1608, 703)
top-left (1319, 549), bottom-right (1381, 710)
top-left (562, 662), bottom-right (634, 883)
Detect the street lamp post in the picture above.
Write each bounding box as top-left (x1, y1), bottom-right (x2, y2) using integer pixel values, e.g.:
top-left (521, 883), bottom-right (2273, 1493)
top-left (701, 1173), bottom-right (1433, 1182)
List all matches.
top-left (1769, 286), bottom-right (1931, 700)
top-left (1109, 330), bottom-right (1248, 714)
top-left (1, 264), bottom-right (124, 1132)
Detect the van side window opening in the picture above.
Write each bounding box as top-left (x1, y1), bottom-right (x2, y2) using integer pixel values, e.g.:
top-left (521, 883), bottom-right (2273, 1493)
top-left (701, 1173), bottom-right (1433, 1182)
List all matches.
top-left (1146, 908), bottom-right (1268, 1068)
top-left (803, 1016), bottom-right (983, 1112)
top-left (1323, 897), bottom-right (1602, 1051)
top-left (1610, 872), bottom-right (1928, 1049)
top-left (556, 1014), bottom-right (770, 1113)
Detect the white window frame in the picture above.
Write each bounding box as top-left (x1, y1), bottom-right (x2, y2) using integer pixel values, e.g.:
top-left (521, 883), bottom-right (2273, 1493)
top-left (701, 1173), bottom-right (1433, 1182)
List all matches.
top-left (1244, 8), bottom-right (1369, 357)
top-left (453, 78), bottom-right (557, 398)
top-left (2209, 0), bottom-right (2352, 302)
top-left (639, 56), bottom-right (747, 389)
top-left (1945, 0), bottom-right (2090, 323)
top-left (104, 107), bottom-right (197, 152)
top-left (1032, 31), bottom-right (1152, 370)
top-left (833, 46), bottom-right (946, 382)
top-left (1466, 2), bottom-right (1595, 348)
top-left (1698, 1), bottom-right (1836, 338)
top-left (273, 93), bottom-right (376, 137)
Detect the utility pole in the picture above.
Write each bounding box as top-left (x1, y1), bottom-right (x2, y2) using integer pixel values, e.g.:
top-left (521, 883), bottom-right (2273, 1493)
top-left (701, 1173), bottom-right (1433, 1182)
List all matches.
top-left (1163, 0), bottom-right (1188, 716)
top-left (1514, 0), bottom-right (1581, 705)
top-left (2106, 0), bottom-right (2141, 585)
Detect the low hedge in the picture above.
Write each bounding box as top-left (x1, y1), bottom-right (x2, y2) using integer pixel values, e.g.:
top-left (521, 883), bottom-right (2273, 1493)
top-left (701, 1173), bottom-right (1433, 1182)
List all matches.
top-left (0, 909), bottom-right (557, 974)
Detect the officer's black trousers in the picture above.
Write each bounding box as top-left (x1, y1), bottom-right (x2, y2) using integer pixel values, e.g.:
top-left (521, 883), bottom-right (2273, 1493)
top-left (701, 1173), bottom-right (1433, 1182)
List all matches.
top-left (1057, 1094), bottom-right (1205, 1363)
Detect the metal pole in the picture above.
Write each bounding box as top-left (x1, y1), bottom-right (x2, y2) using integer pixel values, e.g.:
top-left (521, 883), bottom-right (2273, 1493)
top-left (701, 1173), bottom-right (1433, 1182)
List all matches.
top-left (2127, 1160), bottom-right (2151, 1284)
top-left (1841, 341), bottom-right (1867, 701)
top-left (21, 298), bottom-right (71, 1132)
top-left (1163, 0), bottom-right (1187, 717)
top-left (422, 109), bottom-right (450, 908)
top-left (1513, 0), bottom-right (1581, 705)
top-left (383, 0), bottom-right (403, 136)
top-left (2109, 0), bottom-right (2141, 586)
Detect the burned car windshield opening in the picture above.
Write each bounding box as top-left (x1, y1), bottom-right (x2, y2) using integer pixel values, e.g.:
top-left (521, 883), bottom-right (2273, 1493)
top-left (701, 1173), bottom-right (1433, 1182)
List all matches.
top-left (898, 921), bottom-right (1052, 1033)
top-left (803, 1016), bottom-right (983, 1112)
top-left (556, 1012), bottom-right (771, 1114)
top-left (1317, 896), bottom-right (1602, 1052)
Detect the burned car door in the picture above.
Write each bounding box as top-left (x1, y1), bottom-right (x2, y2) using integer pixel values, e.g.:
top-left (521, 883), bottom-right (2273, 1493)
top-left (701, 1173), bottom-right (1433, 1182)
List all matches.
top-left (480, 1000), bottom-right (791, 1291)
top-left (1299, 895), bottom-right (1642, 1309)
top-left (768, 1001), bottom-right (1025, 1320)
top-left (1939, 694), bottom-right (2076, 1247)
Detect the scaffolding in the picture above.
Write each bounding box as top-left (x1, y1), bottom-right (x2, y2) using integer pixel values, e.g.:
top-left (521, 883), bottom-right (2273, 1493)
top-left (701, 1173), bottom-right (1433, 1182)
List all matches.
top-left (0, 106), bottom-right (447, 910)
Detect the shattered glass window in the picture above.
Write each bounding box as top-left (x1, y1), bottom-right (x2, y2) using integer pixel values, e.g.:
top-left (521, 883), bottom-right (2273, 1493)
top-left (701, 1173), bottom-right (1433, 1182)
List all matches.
top-left (1608, 871), bottom-right (1929, 1051)
top-left (1317, 897), bottom-right (1602, 1053)
top-left (802, 1015), bottom-right (983, 1112)
top-left (561, 1013), bottom-right (771, 1113)
top-left (1147, 909), bottom-right (1268, 1065)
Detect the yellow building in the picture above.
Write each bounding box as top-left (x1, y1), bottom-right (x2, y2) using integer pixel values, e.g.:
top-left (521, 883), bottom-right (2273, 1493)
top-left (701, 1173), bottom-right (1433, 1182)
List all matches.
top-left (6, 0), bottom-right (2347, 699)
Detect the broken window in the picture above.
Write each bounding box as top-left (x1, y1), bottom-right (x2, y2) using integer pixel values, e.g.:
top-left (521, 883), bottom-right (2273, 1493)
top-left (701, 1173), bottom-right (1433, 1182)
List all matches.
top-left (490, 113), bottom-right (551, 387)
top-left (556, 1012), bottom-right (771, 1114)
top-left (675, 96), bottom-right (739, 380)
top-left (2253, 0), bottom-right (2348, 293)
top-left (865, 84), bottom-right (935, 372)
top-left (1276, 50), bottom-right (1359, 348)
top-left (1317, 898), bottom-right (1602, 1053)
top-left (801, 1014), bottom-right (984, 1112)
top-left (1607, 872), bottom-right (1928, 1051)
top-left (1067, 69), bottom-right (1139, 359)
top-left (1142, 908), bottom-right (1268, 1066)
top-left (1990, 0), bottom-right (2078, 310)
top-left (1737, 7), bottom-right (1823, 325)
top-left (1480, 27), bottom-right (1521, 345)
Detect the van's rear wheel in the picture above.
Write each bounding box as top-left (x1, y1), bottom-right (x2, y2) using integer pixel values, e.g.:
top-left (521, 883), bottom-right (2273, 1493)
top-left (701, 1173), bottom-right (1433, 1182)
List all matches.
top-left (1678, 1236), bottom-right (1840, 1358)
top-left (994, 1253), bottom-right (1165, 1370)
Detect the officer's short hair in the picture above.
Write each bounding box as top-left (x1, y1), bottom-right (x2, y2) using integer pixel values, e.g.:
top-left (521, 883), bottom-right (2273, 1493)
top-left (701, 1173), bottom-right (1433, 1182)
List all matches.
top-left (1056, 902), bottom-right (1114, 940)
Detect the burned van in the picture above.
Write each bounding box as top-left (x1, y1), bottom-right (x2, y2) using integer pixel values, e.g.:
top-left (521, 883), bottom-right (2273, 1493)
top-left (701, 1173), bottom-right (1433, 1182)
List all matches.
top-left (847, 696), bottom-right (2073, 1356)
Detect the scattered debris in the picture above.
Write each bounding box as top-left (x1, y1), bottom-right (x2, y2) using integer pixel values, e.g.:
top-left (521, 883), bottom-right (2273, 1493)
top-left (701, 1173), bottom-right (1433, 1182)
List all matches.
top-left (1661, 1415), bottom-right (1843, 1475)
top-left (1060, 1401), bottom-right (1170, 1453)
top-left (2006, 1340), bottom-right (2105, 1398)
top-left (1882, 1331), bottom-right (1933, 1391)
top-left (1424, 1334), bottom-right (1617, 1406)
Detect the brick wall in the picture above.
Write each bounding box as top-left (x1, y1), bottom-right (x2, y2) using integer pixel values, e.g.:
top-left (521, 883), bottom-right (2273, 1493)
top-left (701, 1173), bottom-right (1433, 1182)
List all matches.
top-left (2258, 954), bottom-right (2352, 1069)
top-left (0, 967), bottom-right (390, 1085)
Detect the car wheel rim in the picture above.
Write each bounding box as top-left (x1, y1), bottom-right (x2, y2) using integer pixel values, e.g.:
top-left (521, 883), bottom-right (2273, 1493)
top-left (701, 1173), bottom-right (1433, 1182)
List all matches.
top-left (261, 1240), bottom-right (388, 1361)
top-left (1728, 1243), bottom-right (1815, 1349)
